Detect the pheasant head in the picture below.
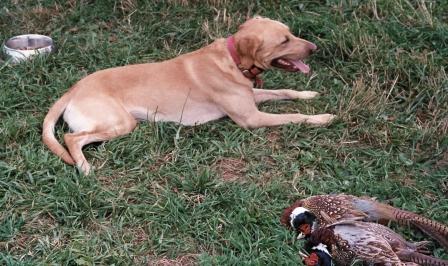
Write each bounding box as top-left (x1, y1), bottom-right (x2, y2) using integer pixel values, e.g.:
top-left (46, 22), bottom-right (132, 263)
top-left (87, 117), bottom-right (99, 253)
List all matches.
top-left (281, 200), bottom-right (318, 239)
top-left (302, 243), bottom-right (333, 266)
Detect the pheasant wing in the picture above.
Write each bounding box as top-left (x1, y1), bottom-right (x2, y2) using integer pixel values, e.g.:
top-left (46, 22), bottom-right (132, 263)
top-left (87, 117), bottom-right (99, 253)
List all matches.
top-left (333, 222), bottom-right (403, 265)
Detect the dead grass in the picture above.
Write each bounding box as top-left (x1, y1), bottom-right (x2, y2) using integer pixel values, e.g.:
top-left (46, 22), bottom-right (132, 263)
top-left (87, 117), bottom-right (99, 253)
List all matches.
top-left (202, 8), bottom-right (243, 41)
top-left (435, 150), bottom-right (448, 169)
top-left (213, 157), bottom-right (247, 181)
top-left (117, 0), bottom-right (137, 14)
top-left (265, 129), bottom-right (282, 150)
top-left (148, 152), bottom-right (175, 172)
top-left (0, 213), bottom-right (63, 255)
top-left (149, 254), bottom-right (198, 266)
top-left (338, 74), bottom-right (387, 120)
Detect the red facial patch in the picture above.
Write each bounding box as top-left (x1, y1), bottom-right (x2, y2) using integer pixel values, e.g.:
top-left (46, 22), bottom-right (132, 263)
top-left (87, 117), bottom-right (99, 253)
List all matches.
top-left (303, 252), bottom-right (319, 266)
top-left (299, 223), bottom-right (311, 235)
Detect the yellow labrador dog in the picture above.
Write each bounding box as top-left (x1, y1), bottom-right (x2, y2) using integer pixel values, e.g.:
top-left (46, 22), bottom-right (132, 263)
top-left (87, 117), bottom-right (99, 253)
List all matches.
top-left (43, 17), bottom-right (335, 174)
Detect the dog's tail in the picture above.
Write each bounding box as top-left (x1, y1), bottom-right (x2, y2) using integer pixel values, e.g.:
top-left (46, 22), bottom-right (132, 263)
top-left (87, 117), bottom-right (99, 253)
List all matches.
top-left (42, 88), bottom-right (75, 165)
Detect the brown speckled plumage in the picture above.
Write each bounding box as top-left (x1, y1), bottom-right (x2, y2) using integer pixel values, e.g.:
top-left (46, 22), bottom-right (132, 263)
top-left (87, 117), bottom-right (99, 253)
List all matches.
top-left (306, 221), bottom-right (448, 266)
top-left (281, 194), bottom-right (448, 250)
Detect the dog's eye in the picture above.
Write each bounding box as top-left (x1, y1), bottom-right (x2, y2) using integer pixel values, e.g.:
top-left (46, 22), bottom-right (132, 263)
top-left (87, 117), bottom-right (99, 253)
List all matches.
top-left (281, 37), bottom-right (289, 44)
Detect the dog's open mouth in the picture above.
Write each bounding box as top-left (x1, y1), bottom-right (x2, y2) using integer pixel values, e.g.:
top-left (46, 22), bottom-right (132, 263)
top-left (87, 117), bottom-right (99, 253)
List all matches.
top-left (271, 58), bottom-right (310, 74)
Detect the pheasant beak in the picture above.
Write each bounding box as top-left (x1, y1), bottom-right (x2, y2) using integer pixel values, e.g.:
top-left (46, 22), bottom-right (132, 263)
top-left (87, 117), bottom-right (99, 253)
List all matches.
top-left (297, 232), bottom-right (306, 240)
top-left (299, 250), bottom-right (308, 259)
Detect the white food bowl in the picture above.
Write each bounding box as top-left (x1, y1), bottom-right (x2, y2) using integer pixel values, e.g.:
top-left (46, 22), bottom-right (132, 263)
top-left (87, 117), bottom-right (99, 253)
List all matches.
top-left (3, 34), bottom-right (55, 63)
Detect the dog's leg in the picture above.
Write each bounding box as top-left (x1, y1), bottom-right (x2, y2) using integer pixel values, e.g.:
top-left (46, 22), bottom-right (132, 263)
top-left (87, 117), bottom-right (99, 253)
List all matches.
top-left (252, 89), bottom-right (319, 103)
top-left (64, 120), bottom-right (137, 175)
top-left (236, 111), bottom-right (335, 128)
top-left (223, 96), bottom-right (335, 128)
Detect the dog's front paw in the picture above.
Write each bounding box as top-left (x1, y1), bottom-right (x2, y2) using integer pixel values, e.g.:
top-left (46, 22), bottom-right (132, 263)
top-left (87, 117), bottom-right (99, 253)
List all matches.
top-left (306, 114), bottom-right (336, 125)
top-left (291, 90), bottom-right (320, 100)
top-left (301, 91), bottom-right (320, 99)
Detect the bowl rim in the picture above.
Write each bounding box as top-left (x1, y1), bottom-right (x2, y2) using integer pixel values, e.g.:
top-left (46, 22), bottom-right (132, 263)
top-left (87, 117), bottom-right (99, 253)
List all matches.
top-left (4, 34), bottom-right (54, 51)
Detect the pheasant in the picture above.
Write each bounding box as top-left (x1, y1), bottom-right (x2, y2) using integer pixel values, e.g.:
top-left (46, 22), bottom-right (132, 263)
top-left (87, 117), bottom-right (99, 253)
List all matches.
top-left (280, 194), bottom-right (448, 250)
top-left (301, 220), bottom-right (448, 266)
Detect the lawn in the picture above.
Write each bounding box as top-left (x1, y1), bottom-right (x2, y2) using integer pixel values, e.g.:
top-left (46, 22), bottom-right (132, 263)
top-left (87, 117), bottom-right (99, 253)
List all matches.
top-left (0, 0), bottom-right (447, 265)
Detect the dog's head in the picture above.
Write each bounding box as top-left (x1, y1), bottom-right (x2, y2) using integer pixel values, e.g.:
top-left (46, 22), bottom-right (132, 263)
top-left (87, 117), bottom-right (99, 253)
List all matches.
top-left (234, 16), bottom-right (317, 74)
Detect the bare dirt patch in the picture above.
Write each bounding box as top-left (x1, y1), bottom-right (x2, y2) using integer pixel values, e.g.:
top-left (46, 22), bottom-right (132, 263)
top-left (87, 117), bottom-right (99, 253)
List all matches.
top-left (148, 152), bottom-right (175, 172)
top-left (0, 233), bottom-right (37, 253)
top-left (266, 129), bottom-right (282, 149)
top-left (149, 254), bottom-right (198, 266)
top-left (22, 213), bottom-right (57, 232)
top-left (124, 225), bottom-right (148, 246)
top-left (97, 175), bottom-right (121, 188)
top-left (213, 157), bottom-right (247, 181)
top-left (1, 213), bottom-right (63, 254)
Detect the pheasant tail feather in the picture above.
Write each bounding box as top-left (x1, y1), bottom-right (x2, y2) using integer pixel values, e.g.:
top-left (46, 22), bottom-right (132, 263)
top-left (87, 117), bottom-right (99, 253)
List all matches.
top-left (397, 250), bottom-right (448, 266)
top-left (375, 202), bottom-right (448, 250)
top-left (393, 208), bottom-right (448, 250)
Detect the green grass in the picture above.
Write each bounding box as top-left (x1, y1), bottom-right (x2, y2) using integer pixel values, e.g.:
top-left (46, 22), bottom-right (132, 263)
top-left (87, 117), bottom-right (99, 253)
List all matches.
top-left (1, 0), bottom-right (447, 265)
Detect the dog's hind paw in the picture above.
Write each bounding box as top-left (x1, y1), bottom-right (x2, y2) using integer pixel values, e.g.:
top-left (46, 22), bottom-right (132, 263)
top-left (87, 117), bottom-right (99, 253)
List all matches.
top-left (77, 161), bottom-right (92, 175)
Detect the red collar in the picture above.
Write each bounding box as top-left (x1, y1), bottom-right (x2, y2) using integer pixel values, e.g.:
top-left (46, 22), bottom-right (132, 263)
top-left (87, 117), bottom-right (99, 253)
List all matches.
top-left (226, 36), bottom-right (264, 88)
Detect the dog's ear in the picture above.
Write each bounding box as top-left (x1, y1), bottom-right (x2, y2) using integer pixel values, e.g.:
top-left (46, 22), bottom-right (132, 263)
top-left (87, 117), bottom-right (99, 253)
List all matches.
top-left (236, 35), bottom-right (262, 69)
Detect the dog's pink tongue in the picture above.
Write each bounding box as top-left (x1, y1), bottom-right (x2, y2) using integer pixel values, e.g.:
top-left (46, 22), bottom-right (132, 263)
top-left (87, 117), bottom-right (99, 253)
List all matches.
top-left (292, 59), bottom-right (310, 74)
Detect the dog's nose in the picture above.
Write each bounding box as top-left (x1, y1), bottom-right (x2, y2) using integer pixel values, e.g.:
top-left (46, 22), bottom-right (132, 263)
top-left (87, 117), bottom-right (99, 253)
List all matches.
top-left (308, 42), bottom-right (317, 53)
